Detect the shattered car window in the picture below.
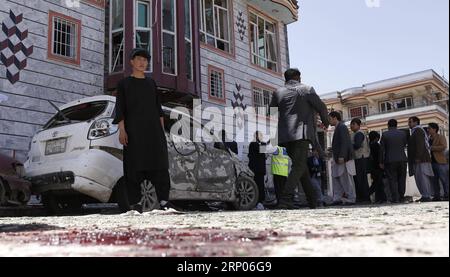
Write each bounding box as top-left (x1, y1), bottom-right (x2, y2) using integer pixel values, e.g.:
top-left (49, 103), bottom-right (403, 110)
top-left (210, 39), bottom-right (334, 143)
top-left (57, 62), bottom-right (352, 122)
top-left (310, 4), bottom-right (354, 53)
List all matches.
top-left (44, 101), bottom-right (108, 130)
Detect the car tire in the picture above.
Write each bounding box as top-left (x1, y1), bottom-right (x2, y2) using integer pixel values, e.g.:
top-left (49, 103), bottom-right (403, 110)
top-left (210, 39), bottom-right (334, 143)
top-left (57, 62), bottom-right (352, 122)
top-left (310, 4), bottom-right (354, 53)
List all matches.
top-left (17, 191), bottom-right (30, 205)
top-left (41, 193), bottom-right (82, 215)
top-left (115, 177), bottom-right (160, 213)
top-left (230, 176), bottom-right (259, 211)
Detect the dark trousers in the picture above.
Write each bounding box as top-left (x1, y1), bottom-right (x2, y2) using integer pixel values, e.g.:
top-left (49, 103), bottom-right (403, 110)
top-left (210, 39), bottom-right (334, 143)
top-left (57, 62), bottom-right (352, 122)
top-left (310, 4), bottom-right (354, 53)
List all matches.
top-left (281, 140), bottom-right (317, 207)
top-left (369, 168), bottom-right (387, 202)
top-left (273, 175), bottom-right (287, 202)
top-left (354, 158), bottom-right (370, 202)
top-left (431, 163), bottom-right (449, 198)
top-left (385, 162), bottom-right (407, 202)
top-left (129, 170), bottom-right (171, 204)
top-left (253, 173), bottom-right (266, 203)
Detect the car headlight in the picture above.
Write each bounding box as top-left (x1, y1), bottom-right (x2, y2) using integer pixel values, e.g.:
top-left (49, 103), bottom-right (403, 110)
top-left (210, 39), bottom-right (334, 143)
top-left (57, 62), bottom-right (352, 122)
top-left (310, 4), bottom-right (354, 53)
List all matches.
top-left (88, 118), bottom-right (118, 140)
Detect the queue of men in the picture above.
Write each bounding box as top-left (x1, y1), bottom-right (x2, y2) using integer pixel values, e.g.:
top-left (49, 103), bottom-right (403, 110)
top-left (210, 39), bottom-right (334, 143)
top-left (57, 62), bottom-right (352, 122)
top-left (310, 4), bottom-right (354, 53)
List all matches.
top-left (247, 68), bottom-right (449, 210)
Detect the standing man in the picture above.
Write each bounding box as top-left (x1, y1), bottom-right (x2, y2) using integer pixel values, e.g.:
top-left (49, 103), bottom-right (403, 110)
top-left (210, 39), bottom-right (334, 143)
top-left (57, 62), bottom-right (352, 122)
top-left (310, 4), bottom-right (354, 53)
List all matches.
top-left (271, 146), bottom-right (289, 205)
top-left (428, 123), bottom-right (449, 201)
top-left (350, 118), bottom-right (371, 203)
top-left (307, 149), bottom-right (327, 207)
top-left (270, 68), bottom-right (330, 209)
top-left (408, 117), bottom-right (434, 202)
top-left (329, 111), bottom-right (356, 205)
top-left (368, 131), bottom-right (387, 203)
top-left (380, 119), bottom-right (408, 203)
top-left (113, 48), bottom-right (174, 212)
top-left (248, 131), bottom-right (267, 210)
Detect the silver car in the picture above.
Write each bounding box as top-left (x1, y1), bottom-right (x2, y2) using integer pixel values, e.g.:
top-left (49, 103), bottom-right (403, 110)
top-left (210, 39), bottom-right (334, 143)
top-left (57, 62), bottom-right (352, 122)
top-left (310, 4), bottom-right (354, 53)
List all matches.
top-left (25, 96), bottom-right (258, 214)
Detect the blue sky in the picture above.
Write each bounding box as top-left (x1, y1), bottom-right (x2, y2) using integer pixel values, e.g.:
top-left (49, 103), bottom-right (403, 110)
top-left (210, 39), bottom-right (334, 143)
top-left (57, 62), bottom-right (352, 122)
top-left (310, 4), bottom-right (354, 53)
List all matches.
top-left (287, 0), bottom-right (449, 94)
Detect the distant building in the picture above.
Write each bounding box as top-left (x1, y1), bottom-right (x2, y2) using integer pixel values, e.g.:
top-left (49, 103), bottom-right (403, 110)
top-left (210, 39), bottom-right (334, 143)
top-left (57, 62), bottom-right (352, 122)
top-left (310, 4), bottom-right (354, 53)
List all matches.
top-left (322, 69), bottom-right (449, 197)
top-left (323, 69), bottom-right (449, 144)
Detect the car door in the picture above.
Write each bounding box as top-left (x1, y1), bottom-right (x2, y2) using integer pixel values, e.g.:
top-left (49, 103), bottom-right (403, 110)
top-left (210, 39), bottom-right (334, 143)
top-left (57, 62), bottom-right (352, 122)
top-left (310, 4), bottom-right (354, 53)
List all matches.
top-left (164, 112), bottom-right (198, 192)
top-left (195, 141), bottom-right (236, 193)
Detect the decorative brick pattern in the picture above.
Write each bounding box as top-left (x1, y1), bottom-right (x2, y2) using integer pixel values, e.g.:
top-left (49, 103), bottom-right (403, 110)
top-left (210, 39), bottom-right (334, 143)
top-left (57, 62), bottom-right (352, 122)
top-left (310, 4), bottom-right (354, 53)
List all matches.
top-left (231, 83), bottom-right (247, 129)
top-left (0, 10), bottom-right (33, 84)
top-left (236, 11), bottom-right (246, 41)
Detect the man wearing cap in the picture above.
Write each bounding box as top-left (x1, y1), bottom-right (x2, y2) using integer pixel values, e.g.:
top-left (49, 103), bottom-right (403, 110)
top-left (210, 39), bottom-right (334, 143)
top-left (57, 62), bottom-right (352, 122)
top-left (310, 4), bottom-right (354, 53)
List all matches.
top-left (113, 48), bottom-right (174, 212)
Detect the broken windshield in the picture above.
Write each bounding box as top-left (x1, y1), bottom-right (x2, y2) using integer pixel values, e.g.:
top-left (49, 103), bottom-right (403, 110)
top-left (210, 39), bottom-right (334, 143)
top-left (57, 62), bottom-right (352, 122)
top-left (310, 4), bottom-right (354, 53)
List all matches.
top-left (43, 101), bottom-right (108, 130)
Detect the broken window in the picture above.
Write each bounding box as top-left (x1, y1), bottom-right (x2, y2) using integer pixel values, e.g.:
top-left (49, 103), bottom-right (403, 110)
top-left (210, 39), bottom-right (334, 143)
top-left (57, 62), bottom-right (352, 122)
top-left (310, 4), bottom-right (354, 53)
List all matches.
top-left (135, 0), bottom-right (152, 71)
top-left (380, 97), bottom-right (413, 112)
top-left (162, 0), bottom-right (177, 75)
top-left (110, 0), bottom-right (124, 72)
top-left (200, 0), bottom-right (232, 53)
top-left (44, 101), bottom-right (108, 130)
top-left (184, 0), bottom-right (193, 80)
top-left (250, 12), bottom-right (279, 72)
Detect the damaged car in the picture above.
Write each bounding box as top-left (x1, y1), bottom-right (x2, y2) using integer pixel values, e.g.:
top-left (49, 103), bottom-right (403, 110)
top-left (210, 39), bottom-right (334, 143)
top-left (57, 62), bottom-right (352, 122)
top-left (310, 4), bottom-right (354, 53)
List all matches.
top-left (24, 96), bottom-right (258, 214)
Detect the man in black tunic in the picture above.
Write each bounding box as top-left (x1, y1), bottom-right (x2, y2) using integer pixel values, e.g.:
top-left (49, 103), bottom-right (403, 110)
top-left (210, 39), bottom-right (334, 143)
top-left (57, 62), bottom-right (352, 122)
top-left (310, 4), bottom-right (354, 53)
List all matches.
top-left (113, 48), bottom-right (173, 212)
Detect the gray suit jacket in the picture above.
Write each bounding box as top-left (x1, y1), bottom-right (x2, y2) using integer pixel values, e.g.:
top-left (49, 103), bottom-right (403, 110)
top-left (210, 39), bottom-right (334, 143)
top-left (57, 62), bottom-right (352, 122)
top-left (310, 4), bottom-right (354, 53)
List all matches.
top-left (332, 122), bottom-right (354, 163)
top-left (380, 128), bottom-right (408, 164)
top-left (270, 80), bottom-right (330, 151)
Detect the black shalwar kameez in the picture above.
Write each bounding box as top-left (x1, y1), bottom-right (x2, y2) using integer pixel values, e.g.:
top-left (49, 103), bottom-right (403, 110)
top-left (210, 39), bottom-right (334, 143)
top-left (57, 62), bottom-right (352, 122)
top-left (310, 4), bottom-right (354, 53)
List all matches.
top-left (113, 76), bottom-right (170, 203)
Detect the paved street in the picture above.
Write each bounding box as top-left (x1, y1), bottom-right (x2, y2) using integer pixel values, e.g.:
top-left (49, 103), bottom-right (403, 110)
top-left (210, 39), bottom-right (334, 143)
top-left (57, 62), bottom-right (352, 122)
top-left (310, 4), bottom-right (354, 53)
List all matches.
top-left (0, 202), bottom-right (448, 257)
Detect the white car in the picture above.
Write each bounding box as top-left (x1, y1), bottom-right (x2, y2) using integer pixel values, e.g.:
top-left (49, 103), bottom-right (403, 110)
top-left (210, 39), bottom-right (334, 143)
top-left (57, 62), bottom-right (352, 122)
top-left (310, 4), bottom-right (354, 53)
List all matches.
top-left (25, 96), bottom-right (258, 214)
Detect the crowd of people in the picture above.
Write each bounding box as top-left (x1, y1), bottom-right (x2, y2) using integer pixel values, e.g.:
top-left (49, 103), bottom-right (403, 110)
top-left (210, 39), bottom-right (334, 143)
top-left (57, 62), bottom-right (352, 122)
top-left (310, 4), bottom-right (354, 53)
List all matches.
top-left (245, 68), bottom-right (449, 210)
top-left (327, 113), bottom-right (449, 207)
top-left (116, 49), bottom-right (447, 212)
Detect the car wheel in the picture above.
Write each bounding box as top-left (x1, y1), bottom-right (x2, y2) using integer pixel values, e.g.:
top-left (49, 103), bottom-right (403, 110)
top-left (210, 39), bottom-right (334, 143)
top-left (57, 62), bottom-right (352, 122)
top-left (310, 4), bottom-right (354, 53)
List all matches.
top-left (17, 190), bottom-right (30, 205)
top-left (139, 180), bottom-right (160, 212)
top-left (0, 178), bottom-right (8, 206)
top-left (41, 194), bottom-right (82, 215)
top-left (230, 176), bottom-right (259, 211)
top-left (115, 178), bottom-right (159, 213)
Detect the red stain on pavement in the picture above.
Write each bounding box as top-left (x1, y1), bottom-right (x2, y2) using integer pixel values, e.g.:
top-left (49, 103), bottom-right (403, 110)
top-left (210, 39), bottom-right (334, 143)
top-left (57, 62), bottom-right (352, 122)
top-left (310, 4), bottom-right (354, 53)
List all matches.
top-left (0, 228), bottom-right (285, 257)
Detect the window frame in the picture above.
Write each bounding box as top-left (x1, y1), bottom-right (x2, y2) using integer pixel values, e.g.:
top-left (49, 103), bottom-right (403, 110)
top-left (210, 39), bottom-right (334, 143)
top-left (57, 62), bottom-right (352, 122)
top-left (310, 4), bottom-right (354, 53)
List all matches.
top-left (109, 0), bottom-right (125, 73)
top-left (208, 65), bottom-right (226, 103)
top-left (251, 80), bottom-right (275, 118)
top-left (248, 8), bottom-right (280, 74)
top-left (47, 10), bottom-right (81, 66)
top-left (184, 0), bottom-right (194, 81)
top-left (348, 105), bottom-right (369, 119)
top-left (379, 96), bottom-right (414, 113)
top-left (199, 0), bottom-right (234, 57)
top-left (83, 0), bottom-right (106, 8)
top-left (161, 0), bottom-right (178, 76)
top-left (134, 0), bottom-right (153, 73)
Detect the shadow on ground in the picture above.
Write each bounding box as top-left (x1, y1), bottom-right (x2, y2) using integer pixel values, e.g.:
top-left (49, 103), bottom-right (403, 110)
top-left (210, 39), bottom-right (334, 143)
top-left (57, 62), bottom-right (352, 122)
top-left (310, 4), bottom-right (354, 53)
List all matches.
top-left (0, 223), bottom-right (64, 233)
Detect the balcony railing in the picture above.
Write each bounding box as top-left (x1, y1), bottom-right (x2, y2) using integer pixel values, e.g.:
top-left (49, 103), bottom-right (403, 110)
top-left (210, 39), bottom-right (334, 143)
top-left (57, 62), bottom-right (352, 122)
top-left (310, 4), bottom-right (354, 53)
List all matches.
top-left (344, 103), bottom-right (449, 122)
